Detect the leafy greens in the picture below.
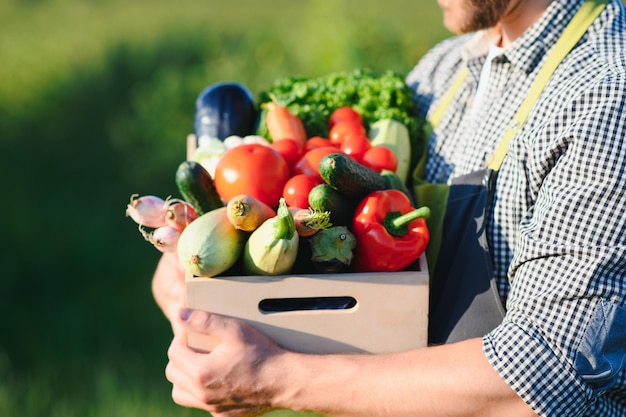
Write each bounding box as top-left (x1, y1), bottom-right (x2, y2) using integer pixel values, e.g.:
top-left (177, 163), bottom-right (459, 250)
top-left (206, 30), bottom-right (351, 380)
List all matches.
top-left (256, 68), bottom-right (423, 142)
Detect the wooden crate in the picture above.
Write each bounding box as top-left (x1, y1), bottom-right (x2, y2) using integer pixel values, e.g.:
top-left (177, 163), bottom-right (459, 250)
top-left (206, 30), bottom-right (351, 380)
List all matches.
top-left (186, 255), bottom-right (428, 353)
top-left (184, 134), bottom-right (429, 353)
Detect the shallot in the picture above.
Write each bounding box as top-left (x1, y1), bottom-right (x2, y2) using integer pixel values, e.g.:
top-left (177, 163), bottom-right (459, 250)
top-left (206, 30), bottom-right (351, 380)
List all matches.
top-left (165, 201), bottom-right (198, 231)
top-left (290, 207), bottom-right (332, 237)
top-left (148, 225), bottom-right (181, 253)
top-left (126, 194), bottom-right (167, 227)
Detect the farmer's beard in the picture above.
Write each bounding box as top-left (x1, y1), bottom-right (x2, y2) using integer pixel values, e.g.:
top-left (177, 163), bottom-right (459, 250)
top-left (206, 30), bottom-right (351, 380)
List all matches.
top-left (457, 0), bottom-right (514, 33)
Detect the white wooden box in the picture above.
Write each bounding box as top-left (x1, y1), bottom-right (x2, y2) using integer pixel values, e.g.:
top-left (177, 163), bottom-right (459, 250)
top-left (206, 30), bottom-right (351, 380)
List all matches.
top-left (185, 255), bottom-right (429, 354)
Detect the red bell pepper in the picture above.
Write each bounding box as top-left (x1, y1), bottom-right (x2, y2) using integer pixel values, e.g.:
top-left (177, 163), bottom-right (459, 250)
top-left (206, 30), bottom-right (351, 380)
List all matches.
top-left (351, 189), bottom-right (430, 272)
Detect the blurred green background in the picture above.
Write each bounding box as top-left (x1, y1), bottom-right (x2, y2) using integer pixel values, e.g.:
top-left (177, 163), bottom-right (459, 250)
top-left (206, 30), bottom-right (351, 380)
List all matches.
top-left (0, 0), bottom-right (450, 415)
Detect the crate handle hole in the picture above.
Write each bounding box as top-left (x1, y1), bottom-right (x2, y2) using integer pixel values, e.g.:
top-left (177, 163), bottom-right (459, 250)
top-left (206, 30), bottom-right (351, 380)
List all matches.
top-left (258, 296), bottom-right (357, 314)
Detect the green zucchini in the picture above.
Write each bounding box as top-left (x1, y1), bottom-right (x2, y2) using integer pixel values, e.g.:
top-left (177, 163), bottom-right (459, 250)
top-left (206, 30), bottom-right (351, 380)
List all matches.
top-left (308, 183), bottom-right (358, 227)
top-left (318, 153), bottom-right (387, 199)
top-left (175, 160), bottom-right (223, 216)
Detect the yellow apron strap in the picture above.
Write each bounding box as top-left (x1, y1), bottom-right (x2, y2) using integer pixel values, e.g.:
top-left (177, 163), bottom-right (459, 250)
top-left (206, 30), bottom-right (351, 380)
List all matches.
top-left (428, 67), bottom-right (469, 129)
top-left (488, 0), bottom-right (609, 171)
top-left (425, 0), bottom-right (608, 170)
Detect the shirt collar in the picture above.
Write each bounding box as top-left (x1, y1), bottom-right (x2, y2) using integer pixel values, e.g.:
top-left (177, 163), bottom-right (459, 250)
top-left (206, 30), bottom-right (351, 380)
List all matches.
top-left (462, 0), bottom-right (587, 76)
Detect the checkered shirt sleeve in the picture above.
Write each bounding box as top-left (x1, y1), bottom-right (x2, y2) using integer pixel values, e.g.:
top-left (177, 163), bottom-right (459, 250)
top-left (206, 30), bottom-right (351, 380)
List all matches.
top-left (406, 0), bottom-right (626, 415)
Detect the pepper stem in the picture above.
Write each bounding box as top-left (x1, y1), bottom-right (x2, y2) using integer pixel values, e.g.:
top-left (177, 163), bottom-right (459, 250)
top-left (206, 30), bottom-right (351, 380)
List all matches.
top-left (383, 206), bottom-right (430, 237)
top-left (274, 198), bottom-right (296, 240)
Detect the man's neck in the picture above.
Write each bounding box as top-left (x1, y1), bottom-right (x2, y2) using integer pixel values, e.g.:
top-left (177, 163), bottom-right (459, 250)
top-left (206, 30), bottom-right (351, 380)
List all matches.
top-left (495, 0), bottom-right (555, 47)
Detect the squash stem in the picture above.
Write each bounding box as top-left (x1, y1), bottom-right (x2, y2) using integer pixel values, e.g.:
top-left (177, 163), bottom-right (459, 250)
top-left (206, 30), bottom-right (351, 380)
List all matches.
top-left (274, 198), bottom-right (296, 240)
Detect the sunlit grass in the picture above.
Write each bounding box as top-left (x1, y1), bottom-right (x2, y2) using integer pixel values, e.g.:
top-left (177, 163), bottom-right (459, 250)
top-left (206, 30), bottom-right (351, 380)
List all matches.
top-left (0, 360), bottom-right (204, 417)
top-left (0, 360), bottom-right (322, 417)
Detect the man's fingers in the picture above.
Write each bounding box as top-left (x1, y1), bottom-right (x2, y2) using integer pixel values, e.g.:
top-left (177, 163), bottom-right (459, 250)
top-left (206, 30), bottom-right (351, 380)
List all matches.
top-left (165, 309), bottom-right (283, 417)
top-left (166, 343), bottom-right (214, 404)
top-left (171, 383), bottom-right (213, 413)
top-left (177, 308), bottom-right (240, 344)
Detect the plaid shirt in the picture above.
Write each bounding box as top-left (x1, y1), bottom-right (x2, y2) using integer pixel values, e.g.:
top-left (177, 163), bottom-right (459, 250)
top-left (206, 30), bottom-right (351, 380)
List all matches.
top-left (406, 0), bottom-right (626, 415)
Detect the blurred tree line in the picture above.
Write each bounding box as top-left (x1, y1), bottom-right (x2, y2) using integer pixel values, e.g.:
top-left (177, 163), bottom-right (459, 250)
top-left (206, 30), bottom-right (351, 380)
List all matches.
top-left (0, 0), bottom-right (449, 415)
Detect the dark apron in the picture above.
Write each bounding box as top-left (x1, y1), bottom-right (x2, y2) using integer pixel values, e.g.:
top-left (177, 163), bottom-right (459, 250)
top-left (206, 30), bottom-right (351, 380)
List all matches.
top-left (415, 168), bottom-right (505, 345)
top-left (413, 0), bottom-right (608, 345)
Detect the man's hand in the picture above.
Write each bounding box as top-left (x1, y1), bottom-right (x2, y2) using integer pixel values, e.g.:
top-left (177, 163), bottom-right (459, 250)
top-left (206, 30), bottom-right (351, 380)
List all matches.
top-left (165, 309), bottom-right (288, 417)
top-left (152, 252), bottom-right (186, 334)
top-left (164, 307), bottom-right (538, 417)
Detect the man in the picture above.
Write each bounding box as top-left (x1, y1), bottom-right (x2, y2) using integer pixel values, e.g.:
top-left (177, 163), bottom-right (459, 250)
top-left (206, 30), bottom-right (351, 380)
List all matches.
top-left (153, 0), bottom-right (626, 415)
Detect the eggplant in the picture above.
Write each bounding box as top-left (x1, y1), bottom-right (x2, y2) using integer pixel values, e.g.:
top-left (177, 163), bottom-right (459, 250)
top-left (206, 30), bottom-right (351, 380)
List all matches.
top-left (194, 82), bottom-right (258, 144)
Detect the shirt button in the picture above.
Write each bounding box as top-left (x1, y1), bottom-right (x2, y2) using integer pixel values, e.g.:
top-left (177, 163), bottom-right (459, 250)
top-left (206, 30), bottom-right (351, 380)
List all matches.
top-left (510, 120), bottom-right (520, 130)
top-left (484, 152), bottom-right (494, 165)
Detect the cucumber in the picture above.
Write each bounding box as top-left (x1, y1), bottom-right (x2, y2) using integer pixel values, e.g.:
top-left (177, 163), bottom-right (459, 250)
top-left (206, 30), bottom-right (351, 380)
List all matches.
top-left (175, 160), bottom-right (223, 216)
top-left (381, 170), bottom-right (415, 206)
top-left (308, 183), bottom-right (358, 227)
top-left (318, 153), bottom-right (387, 199)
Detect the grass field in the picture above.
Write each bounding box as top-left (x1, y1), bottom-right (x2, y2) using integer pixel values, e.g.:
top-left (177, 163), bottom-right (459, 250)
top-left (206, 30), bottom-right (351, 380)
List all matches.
top-left (0, 1), bottom-right (450, 416)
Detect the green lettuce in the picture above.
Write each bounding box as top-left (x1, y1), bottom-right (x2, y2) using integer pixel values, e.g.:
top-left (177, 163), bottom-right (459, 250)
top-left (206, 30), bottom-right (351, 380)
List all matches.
top-left (256, 68), bottom-right (422, 142)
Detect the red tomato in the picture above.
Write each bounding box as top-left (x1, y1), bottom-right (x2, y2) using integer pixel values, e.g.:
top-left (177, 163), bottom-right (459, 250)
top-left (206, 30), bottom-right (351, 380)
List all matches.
top-left (361, 145), bottom-right (398, 173)
top-left (214, 144), bottom-right (290, 208)
top-left (329, 120), bottom-right (367, 145)
top-left (292, 146), bottom-right (342, 180)
top-left (340, 135), bottom-right (372, 163)
top-left (282, 174), bottom-right (323, 208)
top-left (329, 106), bottom-right (363, 129)
top-left (270, 138), bottom-right (303, 171)
top-left (305, 136), bottom-right (336, 152)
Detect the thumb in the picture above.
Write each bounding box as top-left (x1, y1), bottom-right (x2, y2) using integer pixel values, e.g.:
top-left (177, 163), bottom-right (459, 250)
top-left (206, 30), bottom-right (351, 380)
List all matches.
top-left (178, 308), bottom-right (236, 350)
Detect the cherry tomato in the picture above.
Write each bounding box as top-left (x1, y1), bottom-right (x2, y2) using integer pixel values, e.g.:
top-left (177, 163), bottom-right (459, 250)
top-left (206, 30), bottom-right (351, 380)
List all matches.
top-left (305, 136), bottom-right (336, 152)
top-left (282, 174), bottom-right (323, 209)
top-left (361, 145), bottom-right (398, 173)
top-left (270, 138), bottom-right (303, 171)
top-left (340, 135), bottom-right (372, 163)
top-left (329, 106), bottom-right (363, 129)
top-left (214, 144), bottom-right (290, 208)
top-left (292, 146), bottom-right (342, 180)
top-left (329, 120), bottom-right (367, 145)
